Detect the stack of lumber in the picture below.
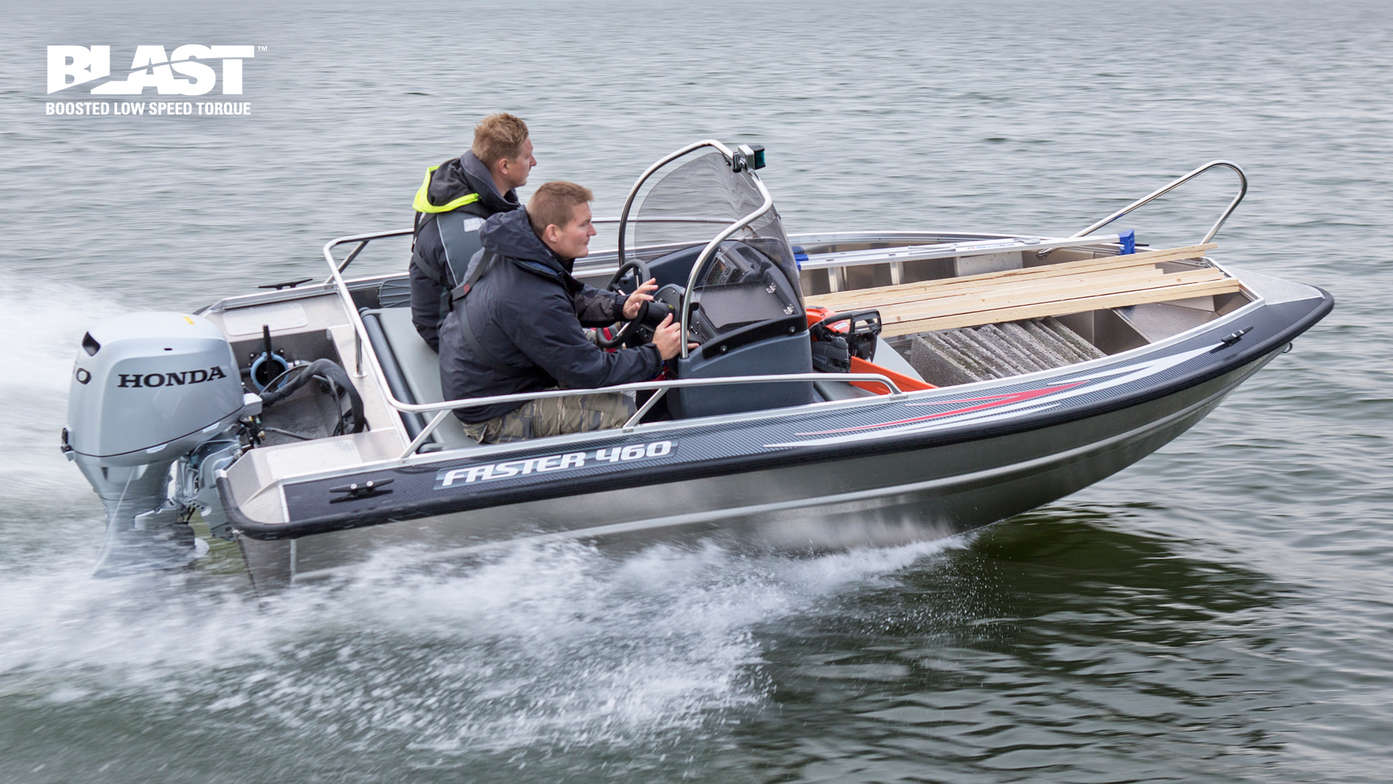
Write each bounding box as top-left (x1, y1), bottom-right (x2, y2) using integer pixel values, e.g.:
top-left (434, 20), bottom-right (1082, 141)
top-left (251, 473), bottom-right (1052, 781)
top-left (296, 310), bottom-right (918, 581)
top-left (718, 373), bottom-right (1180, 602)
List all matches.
top-left (805, 244), bottom-right (1239, 338)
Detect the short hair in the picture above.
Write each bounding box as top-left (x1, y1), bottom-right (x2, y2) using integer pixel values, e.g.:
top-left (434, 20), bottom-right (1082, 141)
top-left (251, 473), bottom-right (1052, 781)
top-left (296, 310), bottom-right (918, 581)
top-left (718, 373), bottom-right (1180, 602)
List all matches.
top-left (471, 113), bottom-right (530, 167)
top-left (528, 181), bottom-right (593, 234)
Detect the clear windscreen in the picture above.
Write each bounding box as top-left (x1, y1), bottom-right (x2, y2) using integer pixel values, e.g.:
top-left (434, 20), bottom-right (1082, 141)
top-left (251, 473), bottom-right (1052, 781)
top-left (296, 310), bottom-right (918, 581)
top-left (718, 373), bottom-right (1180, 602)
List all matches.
top-left (628, 147), bottom-right (802, 305)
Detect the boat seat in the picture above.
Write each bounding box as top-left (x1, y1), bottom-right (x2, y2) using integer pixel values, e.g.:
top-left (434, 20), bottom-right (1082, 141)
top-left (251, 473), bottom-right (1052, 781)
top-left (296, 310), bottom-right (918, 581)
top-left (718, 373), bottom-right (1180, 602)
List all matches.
top-left (377, 276), bottom-right (412, 309)
top-left (359, 307), bottom-right (476, 450)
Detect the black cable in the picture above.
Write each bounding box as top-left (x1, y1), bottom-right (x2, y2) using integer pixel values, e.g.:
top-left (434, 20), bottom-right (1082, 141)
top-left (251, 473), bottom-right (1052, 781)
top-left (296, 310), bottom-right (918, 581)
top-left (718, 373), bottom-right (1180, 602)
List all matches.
top-left (261, 425), bottom-right (315, 441)
top-left (257, 359), bottom-right (366, 434)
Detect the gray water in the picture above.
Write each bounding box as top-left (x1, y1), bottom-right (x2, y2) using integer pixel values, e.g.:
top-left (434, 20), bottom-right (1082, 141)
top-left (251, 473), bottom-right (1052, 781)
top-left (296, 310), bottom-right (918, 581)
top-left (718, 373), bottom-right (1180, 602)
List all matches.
top-left (3, 0), bottom-right (1391, 781)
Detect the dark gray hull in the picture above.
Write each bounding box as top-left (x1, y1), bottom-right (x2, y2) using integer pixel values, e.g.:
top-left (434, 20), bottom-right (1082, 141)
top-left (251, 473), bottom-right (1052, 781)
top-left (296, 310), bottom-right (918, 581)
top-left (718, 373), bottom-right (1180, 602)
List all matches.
top-left (239, 345), bottom-right (1273, 588)
top-left (212, 234), bottom-right (1332, 591)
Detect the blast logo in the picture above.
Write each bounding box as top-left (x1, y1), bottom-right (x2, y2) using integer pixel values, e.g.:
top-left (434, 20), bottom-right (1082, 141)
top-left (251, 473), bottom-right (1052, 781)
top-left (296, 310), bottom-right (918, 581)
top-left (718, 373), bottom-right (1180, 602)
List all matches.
top-left (47, 45), bottom-right (257, 96)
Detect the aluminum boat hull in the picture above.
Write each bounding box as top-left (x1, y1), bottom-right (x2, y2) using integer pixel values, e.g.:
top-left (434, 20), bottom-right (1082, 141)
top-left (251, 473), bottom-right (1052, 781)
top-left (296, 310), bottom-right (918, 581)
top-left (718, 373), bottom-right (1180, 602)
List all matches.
top-left (232, 293), bottom-right (1315, 589)
top-left (64, 142), bottom-right (1333, 591)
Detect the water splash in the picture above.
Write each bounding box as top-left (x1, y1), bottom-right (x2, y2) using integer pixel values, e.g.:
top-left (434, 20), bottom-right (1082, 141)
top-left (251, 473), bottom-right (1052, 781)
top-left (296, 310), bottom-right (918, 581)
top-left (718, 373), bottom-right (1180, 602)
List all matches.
top-left (0, 282), bottom-right (125, 511)
top-left (0, 535), bottom-right (960, 759)
top-left (0, 279), bottom-right (966, 762)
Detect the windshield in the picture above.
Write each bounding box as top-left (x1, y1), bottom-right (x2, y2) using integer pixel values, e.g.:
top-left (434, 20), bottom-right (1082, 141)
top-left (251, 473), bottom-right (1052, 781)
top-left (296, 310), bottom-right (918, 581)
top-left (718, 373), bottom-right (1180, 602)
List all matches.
top-left (625, 146), bottom-right (803, 307)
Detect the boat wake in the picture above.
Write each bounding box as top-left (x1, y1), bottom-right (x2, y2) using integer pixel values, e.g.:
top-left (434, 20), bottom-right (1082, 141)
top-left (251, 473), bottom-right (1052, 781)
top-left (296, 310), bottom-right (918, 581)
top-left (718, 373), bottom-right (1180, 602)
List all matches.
top-left (0, 281), bottom-right (977, 764)
top-left (1, 529), bottom-right (963, 760)
top-left (1, 283), bottom-right (126, 520)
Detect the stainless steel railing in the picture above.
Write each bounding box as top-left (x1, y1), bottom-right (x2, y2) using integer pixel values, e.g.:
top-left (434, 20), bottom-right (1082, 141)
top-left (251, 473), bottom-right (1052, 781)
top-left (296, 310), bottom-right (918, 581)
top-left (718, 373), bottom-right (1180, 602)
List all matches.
top-left (395, 371), bottom-right (904, 458)
top-left (610, 139), bottom-right (779, 359)
top-left (319, 219), bottom-right (728, 284)
top-left (1071, 160), bottom-right (1248, 245)
top-left (319, 233), bottom-right (905, 460)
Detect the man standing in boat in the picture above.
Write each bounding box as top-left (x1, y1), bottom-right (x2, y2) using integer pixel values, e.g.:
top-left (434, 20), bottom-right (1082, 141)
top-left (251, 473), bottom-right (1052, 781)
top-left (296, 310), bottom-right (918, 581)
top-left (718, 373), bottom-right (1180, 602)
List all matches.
top-left (438, 181), bottom-right (684, 443)
top-left (409, 112), bottom-right (536, 351)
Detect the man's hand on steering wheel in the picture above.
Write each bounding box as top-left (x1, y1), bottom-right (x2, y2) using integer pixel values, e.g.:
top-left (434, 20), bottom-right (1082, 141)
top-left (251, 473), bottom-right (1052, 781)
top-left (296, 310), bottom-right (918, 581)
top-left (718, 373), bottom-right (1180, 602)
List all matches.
top-left (621, 277), bottom-right (659, 321)
top-left (652, 313), bottom-right (685, 360)
top-left (595, 258), bottom-right (653, 348)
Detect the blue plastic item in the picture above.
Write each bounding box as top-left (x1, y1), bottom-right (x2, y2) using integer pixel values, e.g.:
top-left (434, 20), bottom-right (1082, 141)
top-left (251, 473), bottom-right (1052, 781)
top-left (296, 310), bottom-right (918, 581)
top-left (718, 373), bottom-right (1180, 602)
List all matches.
top-left (1119, 229), bottom-right (1136, 255)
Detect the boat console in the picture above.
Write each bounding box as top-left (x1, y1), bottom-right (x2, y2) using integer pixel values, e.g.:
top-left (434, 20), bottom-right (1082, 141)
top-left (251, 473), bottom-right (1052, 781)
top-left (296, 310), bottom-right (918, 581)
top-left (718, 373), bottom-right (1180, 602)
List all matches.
top-left (649, 240), bottom-right (813, 417)
top-left (608, 143), bottom-right (818, 418)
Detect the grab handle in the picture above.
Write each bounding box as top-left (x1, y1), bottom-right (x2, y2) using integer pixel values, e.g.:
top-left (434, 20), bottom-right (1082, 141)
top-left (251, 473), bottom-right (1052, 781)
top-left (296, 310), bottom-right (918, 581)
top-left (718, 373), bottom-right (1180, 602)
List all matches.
top-left (1071, 161), bottom-right (1247, 245)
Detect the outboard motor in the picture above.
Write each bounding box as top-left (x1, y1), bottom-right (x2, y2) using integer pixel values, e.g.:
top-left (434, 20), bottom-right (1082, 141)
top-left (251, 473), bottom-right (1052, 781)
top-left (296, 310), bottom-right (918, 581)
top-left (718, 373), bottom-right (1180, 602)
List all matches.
top-left (62, 313), bottom-right (259, 575)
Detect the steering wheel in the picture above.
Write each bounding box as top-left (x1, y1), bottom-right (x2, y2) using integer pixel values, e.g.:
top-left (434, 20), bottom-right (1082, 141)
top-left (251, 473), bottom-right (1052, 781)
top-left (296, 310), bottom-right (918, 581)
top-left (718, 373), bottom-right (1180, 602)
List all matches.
top-left (595, 257), bottom-right (653, 348)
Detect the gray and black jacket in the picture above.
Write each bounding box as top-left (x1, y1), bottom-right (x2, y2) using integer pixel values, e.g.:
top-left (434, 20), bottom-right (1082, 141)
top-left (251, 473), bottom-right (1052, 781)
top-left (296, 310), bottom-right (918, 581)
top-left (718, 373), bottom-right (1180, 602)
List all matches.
top-left (408, 151), bottom-right (520, 351)
top-left (438, 208), bottom-right (663, 423)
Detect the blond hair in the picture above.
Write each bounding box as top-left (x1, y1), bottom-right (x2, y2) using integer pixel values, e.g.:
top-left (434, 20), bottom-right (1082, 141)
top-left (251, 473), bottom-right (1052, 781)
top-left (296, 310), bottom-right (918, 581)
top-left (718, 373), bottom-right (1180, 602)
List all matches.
top-left (471, 113), bottom-right (530, 167)
top-left (527, 181), bottom-right (593, 234)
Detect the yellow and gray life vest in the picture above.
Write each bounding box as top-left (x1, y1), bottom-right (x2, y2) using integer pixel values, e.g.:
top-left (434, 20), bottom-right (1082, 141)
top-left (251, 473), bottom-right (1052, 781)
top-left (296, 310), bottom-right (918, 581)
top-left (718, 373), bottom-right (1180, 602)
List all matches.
top-left (413, 163), bottom-right (487, 288)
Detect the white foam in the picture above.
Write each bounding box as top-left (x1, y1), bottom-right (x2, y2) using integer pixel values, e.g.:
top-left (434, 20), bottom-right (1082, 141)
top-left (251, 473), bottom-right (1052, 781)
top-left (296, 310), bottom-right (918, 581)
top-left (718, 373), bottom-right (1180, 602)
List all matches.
top-left (0, 281), bottom-right (968, 753)
top-left (0, 281), bottom-right (126, 508)
top-left (0, 534), bottom-right (962, 753)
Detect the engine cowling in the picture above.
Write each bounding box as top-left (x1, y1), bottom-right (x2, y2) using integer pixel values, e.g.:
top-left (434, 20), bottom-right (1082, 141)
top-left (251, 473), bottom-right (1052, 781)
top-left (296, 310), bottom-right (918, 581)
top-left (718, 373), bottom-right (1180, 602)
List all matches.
top-left (66, 312), bottom-right (245, 465)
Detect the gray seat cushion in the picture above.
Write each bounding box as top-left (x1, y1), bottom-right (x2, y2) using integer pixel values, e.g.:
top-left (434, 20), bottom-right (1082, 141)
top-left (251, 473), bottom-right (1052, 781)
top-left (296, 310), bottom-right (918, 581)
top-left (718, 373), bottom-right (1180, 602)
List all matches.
top-left (360, 307), bottom-right (476, 449)
top-left (377, 277), bottom-right (413, 309)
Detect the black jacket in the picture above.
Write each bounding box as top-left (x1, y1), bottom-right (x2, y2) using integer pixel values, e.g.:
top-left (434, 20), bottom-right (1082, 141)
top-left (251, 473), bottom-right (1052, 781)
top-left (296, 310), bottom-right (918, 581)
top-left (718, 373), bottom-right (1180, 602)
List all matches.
top-left (409, 151), bottom-right (520, 350)
top-left (438, 208), bottom-right (663, 423)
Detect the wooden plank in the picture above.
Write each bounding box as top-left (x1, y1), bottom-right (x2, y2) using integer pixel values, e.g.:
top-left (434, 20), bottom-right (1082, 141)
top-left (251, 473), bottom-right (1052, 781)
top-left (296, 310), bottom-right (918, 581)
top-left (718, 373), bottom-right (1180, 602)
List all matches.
top-left (802, 245), bottom-right (1214, 310)
top-left (907, 267), bottom-right (1228, 314)
top-left (874, 267), bottom-right (1230, 325)
top-left (879, 278), bottom-right (1241, 336)
top-left (878, 277), bottom-right (1243, 337)
top-left (816, 264), bottom-right (1182, 313)
top-left (801, 240), bottom-right (1237, 340)
top-left (805, 242), bottom-right (1217, 310)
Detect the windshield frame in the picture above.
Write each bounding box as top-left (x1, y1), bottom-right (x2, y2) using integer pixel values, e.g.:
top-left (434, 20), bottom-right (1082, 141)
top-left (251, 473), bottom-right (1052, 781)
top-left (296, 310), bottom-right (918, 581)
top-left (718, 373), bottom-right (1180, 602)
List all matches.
top-left (616, 140), bottom-right (785, 359)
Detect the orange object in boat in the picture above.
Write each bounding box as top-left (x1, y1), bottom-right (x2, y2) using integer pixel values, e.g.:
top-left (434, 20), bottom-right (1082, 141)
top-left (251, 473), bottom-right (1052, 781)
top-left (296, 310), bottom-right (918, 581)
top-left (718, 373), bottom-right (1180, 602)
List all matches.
top-left (805, 307), bottom-right (935, 393)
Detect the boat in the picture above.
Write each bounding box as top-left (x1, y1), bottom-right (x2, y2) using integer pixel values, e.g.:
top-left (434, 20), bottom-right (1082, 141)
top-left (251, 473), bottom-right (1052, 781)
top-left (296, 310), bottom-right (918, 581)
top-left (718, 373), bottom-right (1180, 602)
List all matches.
top-left (62, 140), bottom-right (1333, 590)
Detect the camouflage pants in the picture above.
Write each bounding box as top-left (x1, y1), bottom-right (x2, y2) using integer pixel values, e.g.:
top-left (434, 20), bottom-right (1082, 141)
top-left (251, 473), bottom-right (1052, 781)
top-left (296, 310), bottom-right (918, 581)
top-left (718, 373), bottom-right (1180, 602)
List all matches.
top-left (461, 392), bottom-right (635, 444)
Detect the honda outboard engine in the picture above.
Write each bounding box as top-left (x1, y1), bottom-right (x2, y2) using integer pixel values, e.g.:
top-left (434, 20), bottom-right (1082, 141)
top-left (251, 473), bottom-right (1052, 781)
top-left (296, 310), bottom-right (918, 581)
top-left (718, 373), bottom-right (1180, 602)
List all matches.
top-left (62, 312), bottom-right (259, 575)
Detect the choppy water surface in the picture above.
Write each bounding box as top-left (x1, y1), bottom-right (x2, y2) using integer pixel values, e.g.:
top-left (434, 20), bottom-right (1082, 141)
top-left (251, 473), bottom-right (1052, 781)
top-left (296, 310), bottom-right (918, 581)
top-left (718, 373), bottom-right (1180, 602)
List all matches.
top-left (2, 0), bottom-right (1391, 781)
